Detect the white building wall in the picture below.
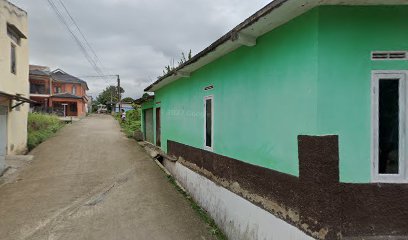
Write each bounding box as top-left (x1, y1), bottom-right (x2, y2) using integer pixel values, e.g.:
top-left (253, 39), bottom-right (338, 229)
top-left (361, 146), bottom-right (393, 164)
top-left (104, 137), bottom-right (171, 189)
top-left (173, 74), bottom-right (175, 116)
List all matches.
top-left (0, 0), bottom-right (29, 155)
top-left (163, 159), bottom-right (315, 240)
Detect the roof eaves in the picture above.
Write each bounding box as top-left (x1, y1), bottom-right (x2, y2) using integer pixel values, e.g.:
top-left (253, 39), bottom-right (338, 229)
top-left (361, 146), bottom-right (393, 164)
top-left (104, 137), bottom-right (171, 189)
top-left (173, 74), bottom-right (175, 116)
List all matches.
top-left (51, 93), bottom-right (82, 99)
top-left (29, 69), bottom-right (50, 76)
top-left (135, 95), bottom-right (155, 105)
top-left (29, 73), bottom-right (49, 77)
top-left (5, 1), bottom-right (27, 15)
top-left (144, 0), bottom-right (289, 92)
top-left (0, 91), bottom-right (36, 104)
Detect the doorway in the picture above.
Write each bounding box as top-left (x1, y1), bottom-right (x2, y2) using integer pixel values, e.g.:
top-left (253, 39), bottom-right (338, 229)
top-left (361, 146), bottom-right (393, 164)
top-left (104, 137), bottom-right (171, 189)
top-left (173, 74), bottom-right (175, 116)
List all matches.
top-left (0, 106), bottom-right (8, 172)
top-left (156, 108), bottom-right (161, 147)
top-left (144, 108), bottom-right (154, 144)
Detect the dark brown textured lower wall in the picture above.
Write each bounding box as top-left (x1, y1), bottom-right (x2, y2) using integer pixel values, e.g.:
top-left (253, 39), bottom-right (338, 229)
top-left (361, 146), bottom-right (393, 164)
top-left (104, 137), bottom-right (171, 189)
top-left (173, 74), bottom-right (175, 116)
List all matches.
top-left (340, 183), bottom-right (408, 237)
top-left (167, 137), bottom-right (408, 240)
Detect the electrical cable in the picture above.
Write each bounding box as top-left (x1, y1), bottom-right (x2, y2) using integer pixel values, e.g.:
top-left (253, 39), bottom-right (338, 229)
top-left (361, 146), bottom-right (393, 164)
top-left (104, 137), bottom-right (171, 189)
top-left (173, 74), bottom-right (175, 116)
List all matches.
top-left (45, 0), bottom-right (108, 83)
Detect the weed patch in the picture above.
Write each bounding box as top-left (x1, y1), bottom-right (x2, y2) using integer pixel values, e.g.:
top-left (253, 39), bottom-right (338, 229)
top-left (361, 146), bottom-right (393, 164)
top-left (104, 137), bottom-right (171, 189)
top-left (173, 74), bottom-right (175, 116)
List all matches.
top-left (115, 109), bottom-right (141, 138)
top-left (27, 113), bottom-right (64, 150)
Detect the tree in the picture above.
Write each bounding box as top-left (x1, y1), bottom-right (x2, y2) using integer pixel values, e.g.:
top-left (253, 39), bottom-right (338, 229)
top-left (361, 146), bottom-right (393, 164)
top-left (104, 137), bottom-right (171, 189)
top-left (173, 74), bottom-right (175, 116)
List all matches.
top-left (122, 97), bottom-right (134, 103)
top-left (96, 85), bottom-right (124, 111)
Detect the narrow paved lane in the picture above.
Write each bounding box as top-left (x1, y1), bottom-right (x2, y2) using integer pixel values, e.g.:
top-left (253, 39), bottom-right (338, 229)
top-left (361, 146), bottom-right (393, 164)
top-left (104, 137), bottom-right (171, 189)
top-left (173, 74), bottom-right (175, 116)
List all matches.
top-left (0, 115), bottom-right (215, 240)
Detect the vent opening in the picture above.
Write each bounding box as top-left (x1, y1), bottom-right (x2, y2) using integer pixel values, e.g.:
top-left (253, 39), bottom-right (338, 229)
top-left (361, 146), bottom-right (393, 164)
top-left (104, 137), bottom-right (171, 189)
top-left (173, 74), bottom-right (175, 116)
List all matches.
top-left (204, 85), bottom-right (214, 91)
top-left (372, 51), bottom-right (407, 60)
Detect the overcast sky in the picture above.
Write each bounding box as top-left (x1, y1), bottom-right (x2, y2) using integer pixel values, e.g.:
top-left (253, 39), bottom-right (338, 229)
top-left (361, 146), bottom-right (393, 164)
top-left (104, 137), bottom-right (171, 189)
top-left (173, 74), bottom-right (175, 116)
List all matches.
top-left (11, 0), bottom-right (271, 98)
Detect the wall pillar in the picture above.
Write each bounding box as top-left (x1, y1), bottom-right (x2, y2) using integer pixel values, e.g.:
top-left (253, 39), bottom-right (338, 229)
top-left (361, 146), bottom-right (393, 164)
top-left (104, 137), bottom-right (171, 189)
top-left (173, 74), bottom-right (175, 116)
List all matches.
top-left (298, 135), bottom-right (341, 239)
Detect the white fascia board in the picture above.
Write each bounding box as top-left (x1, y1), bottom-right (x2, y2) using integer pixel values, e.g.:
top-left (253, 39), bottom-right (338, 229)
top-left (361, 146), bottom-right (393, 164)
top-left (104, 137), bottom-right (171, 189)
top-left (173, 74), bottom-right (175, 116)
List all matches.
top-left (234, 33), bottom-right (257, 47)
top-left (150, 40), bottom-right (242, 91)
top-left (148, 0), bottom-right (408, 92)
top-left (176, 71), bottom-right (191, 78)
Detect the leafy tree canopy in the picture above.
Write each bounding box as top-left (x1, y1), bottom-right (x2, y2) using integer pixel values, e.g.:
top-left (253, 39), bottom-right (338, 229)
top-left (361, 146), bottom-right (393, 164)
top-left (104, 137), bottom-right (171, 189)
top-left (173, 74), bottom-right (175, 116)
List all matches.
top-left (96, 85), bottom-right (124, 111)
top-left (122, 97), bottom-right (134, 103)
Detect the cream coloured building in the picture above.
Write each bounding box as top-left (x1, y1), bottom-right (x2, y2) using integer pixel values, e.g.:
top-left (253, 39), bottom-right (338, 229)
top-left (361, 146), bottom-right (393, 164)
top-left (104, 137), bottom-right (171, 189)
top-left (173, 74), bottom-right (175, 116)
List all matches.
top-left (0, 0), bottom-right (30, 173)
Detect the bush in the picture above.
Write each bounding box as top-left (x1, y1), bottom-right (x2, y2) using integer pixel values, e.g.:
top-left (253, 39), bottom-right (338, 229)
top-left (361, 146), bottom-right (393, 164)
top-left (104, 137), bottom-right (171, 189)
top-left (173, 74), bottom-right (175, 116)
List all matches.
top-left (27, 113), bottom-right (64, 150)
top-left (116, 109), bottom-right (141, 138)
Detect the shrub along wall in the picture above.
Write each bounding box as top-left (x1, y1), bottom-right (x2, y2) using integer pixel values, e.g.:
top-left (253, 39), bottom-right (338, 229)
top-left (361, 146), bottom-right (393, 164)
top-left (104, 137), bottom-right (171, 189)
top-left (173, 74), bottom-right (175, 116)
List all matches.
top-left (115, 109), bottom-right (141, 138)
top-left (27, 113), bottom-right (64, 150)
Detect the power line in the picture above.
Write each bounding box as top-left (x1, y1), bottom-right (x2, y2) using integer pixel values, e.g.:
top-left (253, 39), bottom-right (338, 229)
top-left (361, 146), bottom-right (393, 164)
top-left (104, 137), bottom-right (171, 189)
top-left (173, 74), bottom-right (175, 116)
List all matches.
top-left (57, 0), bottom-right (101, 64)
top-left (47, 0), bottom-right (102, 73)
top-left (47, 0), bottom-right (102, 75)
top-left (45, 0), bottom-right (108, 83)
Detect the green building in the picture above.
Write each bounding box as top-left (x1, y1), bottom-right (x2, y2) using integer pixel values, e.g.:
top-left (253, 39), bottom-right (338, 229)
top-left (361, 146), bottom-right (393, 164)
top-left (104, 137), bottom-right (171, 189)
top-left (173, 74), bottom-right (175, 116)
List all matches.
top-left (138, 1), bottom-right (408, 239)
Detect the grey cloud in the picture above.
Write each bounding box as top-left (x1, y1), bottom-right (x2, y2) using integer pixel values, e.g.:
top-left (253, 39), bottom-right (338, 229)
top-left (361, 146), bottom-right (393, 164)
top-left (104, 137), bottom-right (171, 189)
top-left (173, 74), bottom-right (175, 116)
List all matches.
top-left (11, 0), bottom-right (271, 98)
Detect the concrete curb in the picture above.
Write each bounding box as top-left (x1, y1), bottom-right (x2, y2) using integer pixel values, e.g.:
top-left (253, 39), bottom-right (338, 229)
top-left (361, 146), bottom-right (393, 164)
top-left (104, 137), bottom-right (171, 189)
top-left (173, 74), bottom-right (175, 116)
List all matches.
top-left (154, 159), bottom-right (187, 193)
top-left (137, 141), bottom-right (186, 193)
top-left (139, 141), bottom-right (178, 162)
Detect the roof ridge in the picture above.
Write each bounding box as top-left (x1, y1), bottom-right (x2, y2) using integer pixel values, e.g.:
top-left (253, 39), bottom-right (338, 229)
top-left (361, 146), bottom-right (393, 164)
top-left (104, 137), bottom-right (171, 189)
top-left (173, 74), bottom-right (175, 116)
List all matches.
top-left (50, 69), bottom-right (89, 88)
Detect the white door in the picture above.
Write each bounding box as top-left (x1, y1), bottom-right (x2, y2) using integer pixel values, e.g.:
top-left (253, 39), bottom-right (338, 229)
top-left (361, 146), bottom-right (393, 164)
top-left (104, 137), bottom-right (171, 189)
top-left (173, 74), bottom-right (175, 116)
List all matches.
top-left (0, 106), bottom-right (7, 172)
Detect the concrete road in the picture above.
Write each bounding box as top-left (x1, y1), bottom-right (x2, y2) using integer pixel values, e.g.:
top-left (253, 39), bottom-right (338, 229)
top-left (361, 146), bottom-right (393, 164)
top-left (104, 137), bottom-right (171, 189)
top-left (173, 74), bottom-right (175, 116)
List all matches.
top-left (0, 115), bottom-right (216, 240)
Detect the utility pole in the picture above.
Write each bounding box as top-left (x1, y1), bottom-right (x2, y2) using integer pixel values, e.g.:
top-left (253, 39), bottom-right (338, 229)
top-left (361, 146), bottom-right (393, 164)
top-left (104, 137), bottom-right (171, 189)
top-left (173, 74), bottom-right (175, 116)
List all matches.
top-left (110, 90), bottom-right (113, 114)
top-left (117, 75), bottom-right (121, 113)
top-left (78, 74), bottom-right (122, 113)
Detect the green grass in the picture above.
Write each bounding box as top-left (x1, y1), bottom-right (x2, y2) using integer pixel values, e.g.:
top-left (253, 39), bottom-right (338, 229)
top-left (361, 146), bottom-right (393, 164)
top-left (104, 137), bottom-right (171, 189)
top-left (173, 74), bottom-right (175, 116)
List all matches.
top-left (27, 113), bottom-right (65, 151)
top-left (115, 109), bottom-right (141, 138)
top-left (166, 175), bottom-right (227, 240)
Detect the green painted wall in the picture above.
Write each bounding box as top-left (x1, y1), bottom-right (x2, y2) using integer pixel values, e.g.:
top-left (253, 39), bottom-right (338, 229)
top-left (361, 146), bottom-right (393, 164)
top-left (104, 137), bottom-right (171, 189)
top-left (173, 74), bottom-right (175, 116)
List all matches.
top-left (148, 5), bottom-right (408, 183)
top-left (141, 100), bottom-right (154, 110)
top-left (317, 6), bottom-right (408, 182)
top-left (155, 9), bottom-right (320, 177)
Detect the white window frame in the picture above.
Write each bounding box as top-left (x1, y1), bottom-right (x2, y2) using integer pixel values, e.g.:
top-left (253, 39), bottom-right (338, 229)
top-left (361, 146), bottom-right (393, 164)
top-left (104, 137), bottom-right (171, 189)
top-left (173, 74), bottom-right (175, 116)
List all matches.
top-left (371, 70), bottom-right (408, 183)
top-left (204, 95), bottom-right (214, 152)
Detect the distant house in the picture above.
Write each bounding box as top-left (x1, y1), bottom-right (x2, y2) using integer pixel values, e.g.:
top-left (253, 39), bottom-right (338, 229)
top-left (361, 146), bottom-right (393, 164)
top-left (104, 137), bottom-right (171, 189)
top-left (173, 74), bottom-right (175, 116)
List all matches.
top-left (29, 65), bottom-right (52, 112)
top-left (140, 1), bottom-right (408, 239)
top-left (29, 67), bottom-right (89, 117)
top-left (0, 0), bottom-right (30, 173)
top-left (114, 102), bottom-right (133, 113)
